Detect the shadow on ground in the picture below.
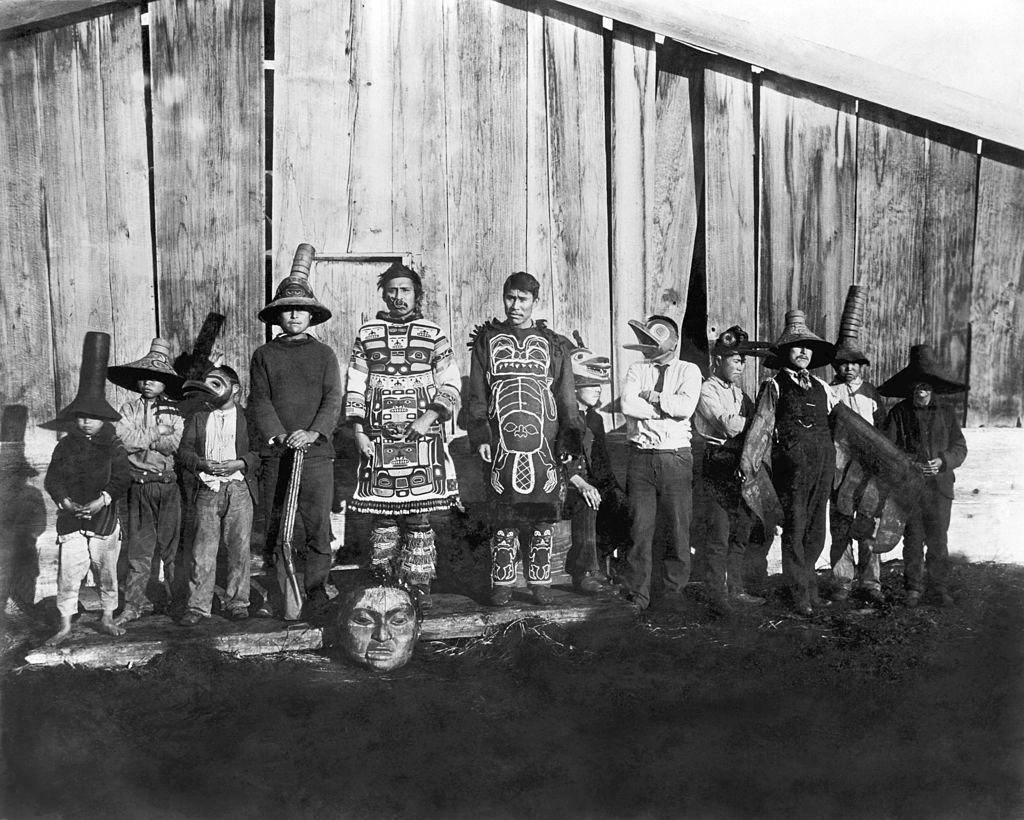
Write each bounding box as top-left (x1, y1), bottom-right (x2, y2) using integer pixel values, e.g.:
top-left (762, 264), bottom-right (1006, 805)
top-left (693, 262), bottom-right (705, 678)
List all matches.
top-left (4, 562), bottom-right (1024, 819)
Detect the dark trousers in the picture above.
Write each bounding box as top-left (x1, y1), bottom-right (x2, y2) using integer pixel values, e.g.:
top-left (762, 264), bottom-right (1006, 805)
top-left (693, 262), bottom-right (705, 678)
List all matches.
top-left (262, 454), bottom-right (334, 596)
top-left (702, 447), bottom-right (753, 598)
top-left (123, 479), bottom-right (181, 613)
top-left (187, 481), bottom-right (253, 616)
top-left (624, 448), bottom-right (693, 608)
top-left (772, 436), bottom-right (834, 606)
top-left (903, 488), bottom-right (953, 592)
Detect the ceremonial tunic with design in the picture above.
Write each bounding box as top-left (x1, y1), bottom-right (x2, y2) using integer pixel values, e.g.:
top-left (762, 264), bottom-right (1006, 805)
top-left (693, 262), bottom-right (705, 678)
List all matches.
top-left (467, 319), bottom-right (582, 519)
top-left (345, 312), bottom-right (461, 516)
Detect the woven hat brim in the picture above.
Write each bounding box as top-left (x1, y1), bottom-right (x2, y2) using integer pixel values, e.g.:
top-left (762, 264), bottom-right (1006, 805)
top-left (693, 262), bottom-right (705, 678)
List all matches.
top-left (832, 347), bottom-right (870, 365)
top-left (877, 366), bottom-right (967, 398)
top-left (258, 297), bottom-right (332, 326)
top-left (771, 338), bottom-right (835, 370)
top-left (108, 363), bottom-right (185, 392)
top-left (56, 397), bottom-right (122, 422)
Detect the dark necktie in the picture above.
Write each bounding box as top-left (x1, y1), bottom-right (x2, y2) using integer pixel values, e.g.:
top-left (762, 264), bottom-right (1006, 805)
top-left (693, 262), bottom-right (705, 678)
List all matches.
top-left (795, 369), bottom-right (811, 390)
top-left (654, 364), bottom-right (669, 393)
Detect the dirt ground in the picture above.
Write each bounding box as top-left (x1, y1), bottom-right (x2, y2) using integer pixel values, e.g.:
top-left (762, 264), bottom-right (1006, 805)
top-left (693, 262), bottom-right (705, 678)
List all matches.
top-left (3, 560), bottom-right (1023, 819)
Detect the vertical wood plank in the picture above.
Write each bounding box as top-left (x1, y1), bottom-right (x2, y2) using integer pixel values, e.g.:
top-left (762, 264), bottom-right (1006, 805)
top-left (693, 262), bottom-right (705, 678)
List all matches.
top-left (393, 0), bottom-right (450, 348)
top-left (759, 75), bottom-right (856, 353)
top-left (345, 0), bottom-right (393, 252)
top-left (650, 41), bottom-right (702, 322)
top-left (273, 0), bottom-right (353, 275)
top-left (525, 2), bottom-right (552, 306)
top-left (969, 144), bottom-right (1024, 427)
top-left (444, 0), bottom-right (528, 376)
top-left (543, 3), bottom-right (609, 351)
top-left (855, 105), bottom-right (928, 385)
top-left (704, 57), bottom-right (756, 395)
top-left (921, 127), bottom-right (977, 412)
top-left (610, 24), bottom-right (655, 413)
top-left (36, 10), bottom-right (155, 411)
top-left (313, 259), bottom-right (391, 370)
top-left (151, 0), bottom-right (264, 387)
top-left (0, 34), bottom-right (56, 429)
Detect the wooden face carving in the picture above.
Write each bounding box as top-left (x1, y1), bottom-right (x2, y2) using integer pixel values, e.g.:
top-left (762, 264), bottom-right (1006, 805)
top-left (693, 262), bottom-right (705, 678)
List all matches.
top-left (339, 586), bottom-right (421, 672)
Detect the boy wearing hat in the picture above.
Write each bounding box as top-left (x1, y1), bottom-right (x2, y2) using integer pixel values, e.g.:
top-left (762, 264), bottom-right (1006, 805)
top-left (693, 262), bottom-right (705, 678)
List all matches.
top-left (694, 325), bottom-right (769, 614)
top-left (828, 287), bottom-right (886, 605)
top-left (467, 271), bottom-right (583, 607)
top-left (43, 332), bottom-right (132, 645)
top-left (345, 263), bottom-right (461, 609)
top-left (880, 345), bottom-right (968, 607)
top-left (562, 337), bottom-right (619, 594)
top-left (740, 310), bottom-right (836, 616)
top-left (618, 315), bottom-right (703, 612)
top-left (250, 244), bottom-right (343, 620)
top-left (178, 365), bottom-right (260, 625)
top-left (108, 338), bottom-right (185, 625)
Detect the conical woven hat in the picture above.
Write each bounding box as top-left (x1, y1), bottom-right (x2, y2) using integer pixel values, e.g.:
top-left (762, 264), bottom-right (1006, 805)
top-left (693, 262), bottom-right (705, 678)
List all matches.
top-left (878, 345), bottom-right (967, 397)
top-left (259, 243), bottom-right (332, 326)
top-left (833, 286), bottom-right (870, 365)
top-left (56, 332), bottom-right (121, 422)
top-left (108, 337), bottom-right (185, 393)
top-left (771, 309), bottom-right (835, 370)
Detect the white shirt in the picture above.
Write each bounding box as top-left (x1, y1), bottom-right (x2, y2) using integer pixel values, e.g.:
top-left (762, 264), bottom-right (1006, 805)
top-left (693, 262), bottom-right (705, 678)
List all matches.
top-left (200, 407), bottom-right (244, 491)
top-left (620, 359), bottom-right (703, 449)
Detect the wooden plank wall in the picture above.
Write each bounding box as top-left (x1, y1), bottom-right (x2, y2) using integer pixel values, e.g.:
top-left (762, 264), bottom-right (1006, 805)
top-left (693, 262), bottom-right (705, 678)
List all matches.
top-left (1, 3), bottom-right (1024, 444)
top-left (150, 0), bottom-right (264, 386)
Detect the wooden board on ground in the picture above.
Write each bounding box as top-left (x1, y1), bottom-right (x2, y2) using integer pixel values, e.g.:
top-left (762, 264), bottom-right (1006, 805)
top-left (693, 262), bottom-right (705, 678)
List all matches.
top-left (968, 143), bottom-right (1024, 428)
top-left (759, 74), bottom-right (856, 346)
top-left (23, 615), bottom-right (323, 669)
top-left (150, 0), bottom-right (264, 391)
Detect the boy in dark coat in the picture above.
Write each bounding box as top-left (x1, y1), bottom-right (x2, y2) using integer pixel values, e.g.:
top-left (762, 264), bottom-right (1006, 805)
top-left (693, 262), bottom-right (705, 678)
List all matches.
top-left (880, 345), bottom-right (968, 607)
top-left (43, 333), bottom-right (131, 645)
top-left (250, 244), bottom-right (343, 620)
top-left (178, 365), bottom-right (260, 624)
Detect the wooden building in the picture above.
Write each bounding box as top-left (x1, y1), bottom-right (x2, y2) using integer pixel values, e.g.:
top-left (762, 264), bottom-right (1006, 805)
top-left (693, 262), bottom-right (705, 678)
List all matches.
top-left (1, 0), bottom-right (1022, 601)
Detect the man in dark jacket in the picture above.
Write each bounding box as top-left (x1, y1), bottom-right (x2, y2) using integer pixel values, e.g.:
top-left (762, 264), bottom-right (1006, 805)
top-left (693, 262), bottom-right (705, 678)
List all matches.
top-left (880, 345), bottom-right (968, 607)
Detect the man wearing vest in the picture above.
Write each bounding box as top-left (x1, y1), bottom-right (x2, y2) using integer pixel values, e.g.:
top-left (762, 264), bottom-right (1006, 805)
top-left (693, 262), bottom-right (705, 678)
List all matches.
top-left (741, 310), bottom-right (836, 616)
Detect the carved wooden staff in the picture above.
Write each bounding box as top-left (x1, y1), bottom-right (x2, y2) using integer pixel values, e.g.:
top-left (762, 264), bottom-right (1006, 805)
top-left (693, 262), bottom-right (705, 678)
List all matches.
top-left (280, 448), bottom-right (305, 605)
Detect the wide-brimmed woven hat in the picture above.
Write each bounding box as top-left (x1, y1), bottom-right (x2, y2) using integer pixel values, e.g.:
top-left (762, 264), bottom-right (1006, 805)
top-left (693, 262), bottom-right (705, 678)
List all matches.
top-left (771, 309), bottom-right (835, 369)
top-left (711, 325), bottom-right (770, 357)
top-left (259, 243), bottom-right (332, 326)
top-left (833, 286), bottom-right (870, 365)
top-left (569, 332), bottom-right (611, 387)
top-left (56, 332), bottom-right (121, 422)
top-left (108, 337), bottom-right (185, 394)
top-left (878, 345), bottom-right (967, 397)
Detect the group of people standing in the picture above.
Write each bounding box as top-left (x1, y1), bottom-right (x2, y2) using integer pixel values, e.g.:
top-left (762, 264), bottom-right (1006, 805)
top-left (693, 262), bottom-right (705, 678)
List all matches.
top-left (41, 247), bottom-right (968, 645)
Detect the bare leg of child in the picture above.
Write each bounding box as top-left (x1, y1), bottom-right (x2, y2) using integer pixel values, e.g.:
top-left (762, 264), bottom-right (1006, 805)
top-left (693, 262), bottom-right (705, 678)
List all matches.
top-left (96, 609), bottom-right (126, 637)
top-left (44, 613), bottom-right (73, 646)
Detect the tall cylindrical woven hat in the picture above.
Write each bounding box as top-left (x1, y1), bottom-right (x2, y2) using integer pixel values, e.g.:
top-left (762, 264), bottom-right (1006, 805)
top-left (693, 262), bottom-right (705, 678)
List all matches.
top-left (258, 243), bottom-right (332, 325)
top-left (57, 331), bottom-right (121, 421)
top-left (833, 286), bottom-right (870, 365)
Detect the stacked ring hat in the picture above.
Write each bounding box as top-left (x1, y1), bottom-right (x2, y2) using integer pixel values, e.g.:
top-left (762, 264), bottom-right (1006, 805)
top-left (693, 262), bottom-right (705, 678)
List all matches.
top-left (56, 331), bottom-right (121, 422)
top-left (833, 286), bottom-right (870, 365)
top-left (107, 337), bottom-right (185, 396)
top-left (770, 309), bottom-right (835, 370)
top-left (878, 345), bottom-right (967, 398)
top-left (259, 243), bottom-right (332, 326)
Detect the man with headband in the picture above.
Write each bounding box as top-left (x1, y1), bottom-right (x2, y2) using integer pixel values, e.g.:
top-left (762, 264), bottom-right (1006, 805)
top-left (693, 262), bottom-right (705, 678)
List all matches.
top-left (618, 315), bottom-right (702, 612)
top-left (345, 262), bottom-right (461, 609)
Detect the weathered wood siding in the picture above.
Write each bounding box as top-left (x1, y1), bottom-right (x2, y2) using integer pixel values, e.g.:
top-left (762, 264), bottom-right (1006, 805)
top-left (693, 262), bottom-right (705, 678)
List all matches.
top-left (150, 0), bottom-right (264, 386)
